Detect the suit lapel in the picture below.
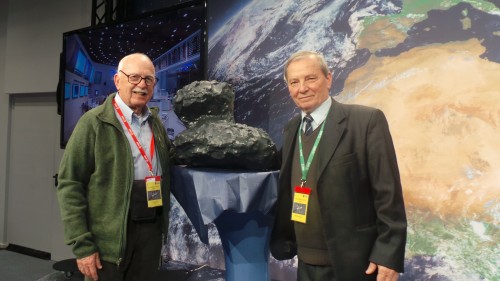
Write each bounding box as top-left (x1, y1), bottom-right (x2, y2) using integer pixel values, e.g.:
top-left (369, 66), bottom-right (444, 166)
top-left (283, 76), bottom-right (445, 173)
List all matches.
top-left (316, 99), bottom-right (346, 181)
top-left (282, 116), bottom-right (301, 169)
top-left (282, 100), bottom-right (346, 183)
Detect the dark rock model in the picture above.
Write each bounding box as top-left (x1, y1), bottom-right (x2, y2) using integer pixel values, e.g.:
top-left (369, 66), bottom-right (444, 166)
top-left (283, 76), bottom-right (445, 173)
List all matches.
top-left (173, 80), bottom-right (278, 171)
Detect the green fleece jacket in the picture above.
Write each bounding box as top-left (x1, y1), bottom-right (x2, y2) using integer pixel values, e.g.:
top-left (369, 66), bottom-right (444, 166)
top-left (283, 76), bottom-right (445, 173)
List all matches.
top-left (57, 93), bottom-right (172, 266)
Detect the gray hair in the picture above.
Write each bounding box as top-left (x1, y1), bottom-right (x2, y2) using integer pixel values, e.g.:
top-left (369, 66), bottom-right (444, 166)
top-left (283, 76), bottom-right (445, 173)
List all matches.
top-left (117, 53), bottom-right (152, 72)
top-left (283, 50), bottom-right (329, 82)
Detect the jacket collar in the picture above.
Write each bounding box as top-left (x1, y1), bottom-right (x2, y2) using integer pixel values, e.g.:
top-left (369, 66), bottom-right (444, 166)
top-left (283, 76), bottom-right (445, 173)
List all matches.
top-left (95, 92), bottom-right (159, 127)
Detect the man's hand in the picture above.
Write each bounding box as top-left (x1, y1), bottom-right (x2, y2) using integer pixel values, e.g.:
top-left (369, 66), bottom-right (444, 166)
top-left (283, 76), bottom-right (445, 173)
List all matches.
top-left (77, 252), bottom-right (102, 281)
top-left (366, 262), bottom-right (399, 281)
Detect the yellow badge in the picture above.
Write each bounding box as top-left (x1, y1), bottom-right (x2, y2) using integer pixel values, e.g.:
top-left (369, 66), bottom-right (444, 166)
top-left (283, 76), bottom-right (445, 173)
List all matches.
top-left (145, 176), bottom-right (163, 208)
top-left (291, 186), bottom-right (311, 224)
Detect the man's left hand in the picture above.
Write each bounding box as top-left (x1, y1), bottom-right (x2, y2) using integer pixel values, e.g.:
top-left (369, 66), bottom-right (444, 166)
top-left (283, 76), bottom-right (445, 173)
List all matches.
top-left (365, 262), bottom-right (399, 281)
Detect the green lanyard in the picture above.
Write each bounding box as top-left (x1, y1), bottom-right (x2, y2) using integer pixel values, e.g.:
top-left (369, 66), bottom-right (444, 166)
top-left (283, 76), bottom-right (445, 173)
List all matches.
top-left (298, 119), bottom-right (326, 186)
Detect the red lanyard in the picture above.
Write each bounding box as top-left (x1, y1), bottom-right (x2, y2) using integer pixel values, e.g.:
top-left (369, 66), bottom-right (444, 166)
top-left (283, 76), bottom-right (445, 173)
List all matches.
top-left (113, 99), bottom-right (155, 174)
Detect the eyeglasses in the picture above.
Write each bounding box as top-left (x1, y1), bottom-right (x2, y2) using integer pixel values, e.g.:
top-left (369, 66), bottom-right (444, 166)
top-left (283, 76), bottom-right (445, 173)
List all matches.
top-left (119, 70), bottom-right (158, 86)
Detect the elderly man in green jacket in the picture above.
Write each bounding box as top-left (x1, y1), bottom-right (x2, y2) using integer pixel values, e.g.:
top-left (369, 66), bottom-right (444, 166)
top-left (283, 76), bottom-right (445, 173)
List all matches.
top-left (57, 53), bottom-right (173, 281)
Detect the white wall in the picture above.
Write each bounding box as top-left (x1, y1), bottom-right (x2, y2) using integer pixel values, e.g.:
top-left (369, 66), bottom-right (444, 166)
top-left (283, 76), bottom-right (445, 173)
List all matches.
top-left (0, 0), bottom-right (91, 245)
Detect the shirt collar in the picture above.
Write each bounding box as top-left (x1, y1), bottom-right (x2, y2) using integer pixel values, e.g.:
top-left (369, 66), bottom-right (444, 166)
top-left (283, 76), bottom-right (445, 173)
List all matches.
top-left (114, 93), bottom-right (151, 125)
top-left (301, 97), bottom-right (332, 126)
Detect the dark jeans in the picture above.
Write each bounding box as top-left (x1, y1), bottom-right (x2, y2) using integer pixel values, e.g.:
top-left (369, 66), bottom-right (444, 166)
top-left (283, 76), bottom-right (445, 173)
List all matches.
top-left (84, 216), bottom-right (162, 281)
top-left (297, 259), bottom-right (336, 281)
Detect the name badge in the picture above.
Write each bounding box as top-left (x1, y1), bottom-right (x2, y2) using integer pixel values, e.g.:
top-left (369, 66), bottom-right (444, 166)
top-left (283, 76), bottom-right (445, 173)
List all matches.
top-left (145, 176), bottom-right (162, 208)
top-left (291, 186), bottom-right (311, 224)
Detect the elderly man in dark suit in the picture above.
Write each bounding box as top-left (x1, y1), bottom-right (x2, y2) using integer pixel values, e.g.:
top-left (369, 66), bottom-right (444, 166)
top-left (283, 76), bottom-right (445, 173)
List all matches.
top-left (270, 50), bottom-right (407, 281)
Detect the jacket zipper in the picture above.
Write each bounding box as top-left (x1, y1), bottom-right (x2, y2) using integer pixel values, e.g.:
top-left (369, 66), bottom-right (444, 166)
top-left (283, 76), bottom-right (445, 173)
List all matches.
top-left (117, 131), bottom-right (134, 270)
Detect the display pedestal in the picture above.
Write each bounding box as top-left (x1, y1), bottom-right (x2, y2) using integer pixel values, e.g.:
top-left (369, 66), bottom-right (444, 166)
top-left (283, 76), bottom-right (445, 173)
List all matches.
top-left (171, 166), bottom-right (279, 281)
top-left (215, 211), bottom-right (273, 281)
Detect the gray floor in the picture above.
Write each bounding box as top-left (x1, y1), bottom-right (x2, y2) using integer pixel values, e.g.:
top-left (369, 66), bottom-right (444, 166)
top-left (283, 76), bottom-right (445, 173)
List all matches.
top-left (0, 249), bottom-right (225, 281)
top-left (0, 249), bottom-right (79, 281)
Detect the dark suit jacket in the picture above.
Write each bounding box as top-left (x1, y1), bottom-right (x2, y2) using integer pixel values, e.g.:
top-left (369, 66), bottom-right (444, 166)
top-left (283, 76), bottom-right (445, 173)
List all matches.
top-left (270, 99), bottom-right (407, 281)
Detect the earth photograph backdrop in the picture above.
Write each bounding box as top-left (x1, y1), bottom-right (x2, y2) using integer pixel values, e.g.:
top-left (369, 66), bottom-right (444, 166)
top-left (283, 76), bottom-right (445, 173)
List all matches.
top-left (166, 1), bottom-right (500, 280)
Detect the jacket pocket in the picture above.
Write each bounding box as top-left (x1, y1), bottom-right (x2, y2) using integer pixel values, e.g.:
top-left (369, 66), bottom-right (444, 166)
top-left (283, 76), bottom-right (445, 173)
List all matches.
top-left (355, 222), bottom-right (376, 231)
top-left (330, 152), bottom-right (357, 166)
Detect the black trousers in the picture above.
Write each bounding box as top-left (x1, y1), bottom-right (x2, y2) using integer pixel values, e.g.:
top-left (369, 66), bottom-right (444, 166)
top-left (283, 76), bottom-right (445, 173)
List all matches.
top-left (84, 216), bottom-right (162, 281)
top-left (297, 260), bottom-right (336, 281)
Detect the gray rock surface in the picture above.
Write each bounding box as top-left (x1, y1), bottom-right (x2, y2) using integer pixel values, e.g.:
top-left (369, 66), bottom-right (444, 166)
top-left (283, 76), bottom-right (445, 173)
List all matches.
top-left (173, 81), bottom-right (234, 128)
top-left (173, 80), bottom-right (278, 170)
